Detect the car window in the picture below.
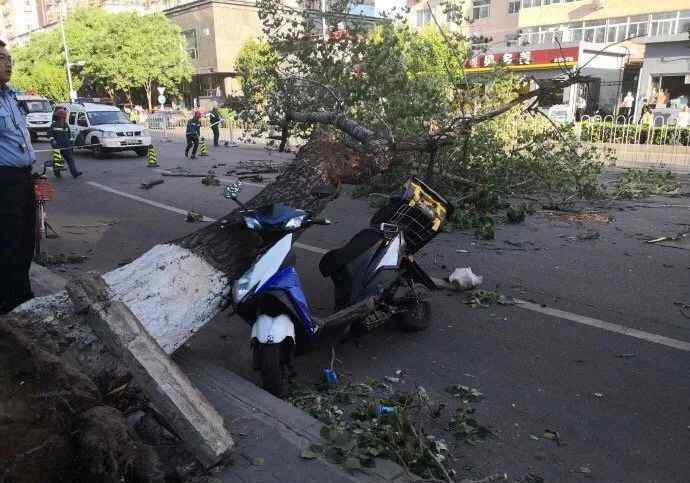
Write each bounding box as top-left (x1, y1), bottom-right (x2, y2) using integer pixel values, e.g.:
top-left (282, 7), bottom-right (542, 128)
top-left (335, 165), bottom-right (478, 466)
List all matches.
top-left (86, 110), bottom-right (132, 125)
top-left (68, 112), bottom-right (76, 125)
top-left (77, 112), bottom-right (88, 127)
top-left (20, 100), bottom-right (52, 113)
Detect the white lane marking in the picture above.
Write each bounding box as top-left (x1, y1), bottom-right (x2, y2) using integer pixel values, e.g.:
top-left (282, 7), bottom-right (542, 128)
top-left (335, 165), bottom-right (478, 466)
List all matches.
top-left (513, 300), bottom-right (690, 352)
top-left (87, 181), bottom-right (217, 222)
top-left (294, 242), bottom-right (328, 254)
top-left (83, 181), bottom-right (690, 352)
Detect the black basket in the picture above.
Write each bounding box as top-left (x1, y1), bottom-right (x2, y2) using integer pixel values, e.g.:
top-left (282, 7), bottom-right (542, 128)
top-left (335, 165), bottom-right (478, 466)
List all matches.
top-left (371, 177), bottom-right (453, 254)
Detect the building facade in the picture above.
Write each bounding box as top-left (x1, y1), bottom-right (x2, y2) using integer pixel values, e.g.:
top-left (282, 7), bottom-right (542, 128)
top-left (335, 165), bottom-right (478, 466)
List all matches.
top-left (164, 0), bottom-right (382, 109)
top-left (1, 0), bottom-right (41, 41)
top-left (407, 0), bottom-right (520, 47)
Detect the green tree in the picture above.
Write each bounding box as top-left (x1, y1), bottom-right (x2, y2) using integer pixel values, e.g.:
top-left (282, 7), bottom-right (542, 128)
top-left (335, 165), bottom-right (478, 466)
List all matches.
top-left (239, 0), bottom-right (606, 238)
top-left (11, 8), bottom-right (193, 108)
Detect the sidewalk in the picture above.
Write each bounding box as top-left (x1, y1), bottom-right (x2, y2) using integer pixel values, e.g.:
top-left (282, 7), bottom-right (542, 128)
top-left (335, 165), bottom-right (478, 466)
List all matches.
top-left (28, 265), bottom-right (411, 483)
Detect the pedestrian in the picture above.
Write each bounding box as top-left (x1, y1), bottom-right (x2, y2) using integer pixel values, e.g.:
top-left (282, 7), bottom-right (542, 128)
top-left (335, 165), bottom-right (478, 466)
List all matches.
top-left (0, 40), bottom-right (37, 314)
top-left (48, 109), bottom-right (82, 178)
top-left (185, 111), bottom-right (202, 158)
top-left (209, 106), bottom-right (221, 147)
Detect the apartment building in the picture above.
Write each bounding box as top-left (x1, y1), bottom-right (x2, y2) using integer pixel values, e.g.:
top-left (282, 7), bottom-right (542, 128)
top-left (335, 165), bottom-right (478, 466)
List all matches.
top-left (517, 0), bottom-right (690, 121)
top-left (408, 0), bottom-right (520, 46)
top-left (165, 0), bottom-right (382, 109)
top-left (1, 0), bottom-right (40, 41)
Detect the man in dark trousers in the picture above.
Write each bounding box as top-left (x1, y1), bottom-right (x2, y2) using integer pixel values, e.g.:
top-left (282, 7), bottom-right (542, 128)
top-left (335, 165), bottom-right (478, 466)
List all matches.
top-left (48, 109), bottom-right (81, 178)
top-left (209, 106), bottom-right (221, 147)
top-left (0, 40), bottom-right (37, 314)
top-left (185, 111), bottom-right (202, 158)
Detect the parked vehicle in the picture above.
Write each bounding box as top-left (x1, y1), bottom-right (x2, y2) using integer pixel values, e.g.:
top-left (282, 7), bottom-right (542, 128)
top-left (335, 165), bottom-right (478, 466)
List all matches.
top-left (226, 177), bottom-right (453, 397)
top-left (53, 102), bottom-right (152, 157)
top-left (17, 95), bottom-right (53, 141)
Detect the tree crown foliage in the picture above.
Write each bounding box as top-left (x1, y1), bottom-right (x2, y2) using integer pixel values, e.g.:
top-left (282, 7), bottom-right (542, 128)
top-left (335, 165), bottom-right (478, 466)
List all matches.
top-left (11, 9), bottom-right (193, 106)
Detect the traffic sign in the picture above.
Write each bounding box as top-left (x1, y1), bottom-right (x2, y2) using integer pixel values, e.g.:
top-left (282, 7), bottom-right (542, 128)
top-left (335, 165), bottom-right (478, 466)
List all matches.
top-left (157, 87), bottom-right (165, 95)
top-left (157, 95), bottom-right (166, 105)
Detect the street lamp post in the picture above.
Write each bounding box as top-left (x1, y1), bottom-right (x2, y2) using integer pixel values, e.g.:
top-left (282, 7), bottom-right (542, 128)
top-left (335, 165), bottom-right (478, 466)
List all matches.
top-left (58, 1), bottom-right (76, 102)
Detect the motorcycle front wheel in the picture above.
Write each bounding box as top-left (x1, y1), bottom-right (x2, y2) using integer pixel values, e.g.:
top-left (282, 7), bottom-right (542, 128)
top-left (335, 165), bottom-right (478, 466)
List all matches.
top-left (255, 343), bottom-right (285, 398)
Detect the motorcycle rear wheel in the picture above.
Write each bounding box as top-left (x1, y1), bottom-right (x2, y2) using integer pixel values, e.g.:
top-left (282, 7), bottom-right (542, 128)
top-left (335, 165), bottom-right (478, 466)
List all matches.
top-left (396, 283), bottom-right (432, 331)
top-left (255, 343), bottom-right (285, 398)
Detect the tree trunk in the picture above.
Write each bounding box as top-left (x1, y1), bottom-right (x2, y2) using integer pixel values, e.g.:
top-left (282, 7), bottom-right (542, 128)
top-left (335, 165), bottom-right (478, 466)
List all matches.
top-left (18, 129), bottom-right (346, 354)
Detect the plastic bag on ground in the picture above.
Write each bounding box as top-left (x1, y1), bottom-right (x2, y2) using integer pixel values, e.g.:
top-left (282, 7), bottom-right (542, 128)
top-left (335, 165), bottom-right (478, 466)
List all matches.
top-left (449, 267), bottom-right (483, 290)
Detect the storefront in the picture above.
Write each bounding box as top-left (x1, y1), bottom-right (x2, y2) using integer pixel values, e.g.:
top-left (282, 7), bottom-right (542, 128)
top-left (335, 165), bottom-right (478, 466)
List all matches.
top-left (465, 41), bottom-right (628, 122)
top-left (634, 35), bottom-right (690, 125)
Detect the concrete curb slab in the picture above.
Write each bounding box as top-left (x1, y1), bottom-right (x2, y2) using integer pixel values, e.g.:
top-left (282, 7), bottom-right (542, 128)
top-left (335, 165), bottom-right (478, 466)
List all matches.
top-left (175, 349), bottom-right (412, 483)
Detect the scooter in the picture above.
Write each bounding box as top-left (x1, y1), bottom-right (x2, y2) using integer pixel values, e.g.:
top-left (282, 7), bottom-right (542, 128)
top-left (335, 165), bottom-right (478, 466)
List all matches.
top-left (226, 177), bottom-right (453, 397)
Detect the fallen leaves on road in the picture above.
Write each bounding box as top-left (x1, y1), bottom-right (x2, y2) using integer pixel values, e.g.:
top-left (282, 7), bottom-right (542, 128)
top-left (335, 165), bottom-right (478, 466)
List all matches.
top-left (288, 377), bottom-right (489, 481)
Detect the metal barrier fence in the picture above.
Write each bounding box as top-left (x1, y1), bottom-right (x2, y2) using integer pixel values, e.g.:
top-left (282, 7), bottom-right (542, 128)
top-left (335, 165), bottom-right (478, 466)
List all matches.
top-left (577, 115), bottom-right (690, 172)
top-left (147, 114), bottom-right (242, 143)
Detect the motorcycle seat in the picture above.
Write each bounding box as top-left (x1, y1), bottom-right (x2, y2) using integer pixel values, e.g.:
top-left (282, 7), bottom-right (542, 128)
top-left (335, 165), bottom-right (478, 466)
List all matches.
top-left (319, 228), bottom-right (383, 278)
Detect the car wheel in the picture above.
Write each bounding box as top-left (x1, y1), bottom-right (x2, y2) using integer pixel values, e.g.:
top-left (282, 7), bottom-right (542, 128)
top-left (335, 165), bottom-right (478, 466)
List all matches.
top-left (134, 146), bottom-right (148, 157)
top-left (92, 137), bottom-right (106, 158)
top-left (30, 132), bottom-right (38, 142)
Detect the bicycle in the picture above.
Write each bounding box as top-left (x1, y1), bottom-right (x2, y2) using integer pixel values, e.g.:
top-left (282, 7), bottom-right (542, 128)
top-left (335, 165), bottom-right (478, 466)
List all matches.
top-left (32, 161), bottom-right (59, 258)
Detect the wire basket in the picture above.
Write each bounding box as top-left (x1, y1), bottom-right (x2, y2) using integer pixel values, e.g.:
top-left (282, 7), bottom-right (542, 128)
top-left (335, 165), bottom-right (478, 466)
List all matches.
top-left (33, 177), bottom-right (55, 202)
top-left (389, 203), bottom-right (439, 254)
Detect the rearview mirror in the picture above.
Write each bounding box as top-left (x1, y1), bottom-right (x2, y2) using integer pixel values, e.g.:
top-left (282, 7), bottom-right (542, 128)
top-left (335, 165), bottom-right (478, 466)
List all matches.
top-left (224, 182), bottom-right (242, 199)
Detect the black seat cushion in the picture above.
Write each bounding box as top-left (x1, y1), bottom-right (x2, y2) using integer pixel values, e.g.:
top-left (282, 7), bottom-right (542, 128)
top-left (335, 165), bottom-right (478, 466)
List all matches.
top-left (319, 228), bottom-right (382, 277)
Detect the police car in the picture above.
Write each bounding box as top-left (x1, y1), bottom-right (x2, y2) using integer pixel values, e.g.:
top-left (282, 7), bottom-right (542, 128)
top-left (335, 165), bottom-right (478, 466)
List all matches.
top-left (53, 101), bottom-right (152, 157)
top-left (16, 94), bottom-right (53, 141)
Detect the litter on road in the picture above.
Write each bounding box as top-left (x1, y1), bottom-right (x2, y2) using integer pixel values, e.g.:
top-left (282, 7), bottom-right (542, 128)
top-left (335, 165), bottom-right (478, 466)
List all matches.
top-left (449, 267), bottom-right (483, 290)
top-left (140, 179), bottom-right (164, 190)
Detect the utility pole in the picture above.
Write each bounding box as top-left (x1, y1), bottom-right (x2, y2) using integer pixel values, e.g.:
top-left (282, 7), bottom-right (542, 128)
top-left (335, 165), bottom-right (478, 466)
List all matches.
top-left (58, 0), bottom-right (76, 102)
top-left (320, 0), bottom-right (327, 40)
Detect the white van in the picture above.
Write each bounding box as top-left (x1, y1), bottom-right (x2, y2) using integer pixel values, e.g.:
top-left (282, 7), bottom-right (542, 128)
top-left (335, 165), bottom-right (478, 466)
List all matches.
top-left (16, 95), bottom-right (53, 141)
top-left (53, 102), bottom-right (152, 157)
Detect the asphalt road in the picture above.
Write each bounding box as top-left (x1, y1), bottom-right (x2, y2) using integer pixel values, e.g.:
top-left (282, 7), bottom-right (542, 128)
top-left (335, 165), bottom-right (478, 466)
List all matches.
top-left (34, 136), bottom-right (690, 483)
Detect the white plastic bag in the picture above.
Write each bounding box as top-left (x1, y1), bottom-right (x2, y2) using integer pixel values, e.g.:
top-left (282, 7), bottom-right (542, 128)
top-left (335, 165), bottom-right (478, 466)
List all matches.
top-left (449, 267), bottom-right (483, 290)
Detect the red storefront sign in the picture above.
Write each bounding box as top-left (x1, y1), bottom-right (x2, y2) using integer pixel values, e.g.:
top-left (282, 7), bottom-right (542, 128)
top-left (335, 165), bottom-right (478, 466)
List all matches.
top-left (465, 47), bottom-right (579, 71)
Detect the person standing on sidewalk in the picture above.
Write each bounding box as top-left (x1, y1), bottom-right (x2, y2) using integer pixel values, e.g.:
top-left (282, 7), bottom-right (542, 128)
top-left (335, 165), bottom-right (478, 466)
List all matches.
top-left (185, 111), bottom-right (202, 158)
top-left (48, 109), bottom-right (81, 178)
top-left (0, 40), bottom-right (37, 314)
top-left (209, 107), bottom-right (221, 147)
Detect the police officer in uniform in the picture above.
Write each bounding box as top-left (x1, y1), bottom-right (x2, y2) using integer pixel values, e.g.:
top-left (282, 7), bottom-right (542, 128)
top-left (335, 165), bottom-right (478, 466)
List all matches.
top-left (0, 40), bottom-right (37, 313)
top-left (184, 111), bottom-right (202, 158)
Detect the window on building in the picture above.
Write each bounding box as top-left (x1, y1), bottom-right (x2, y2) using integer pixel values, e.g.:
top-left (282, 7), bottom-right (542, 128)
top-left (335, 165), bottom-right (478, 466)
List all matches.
top-left (521, 0), bottom-right (541, 8)
top-left (679, 11), bottom-right (690, 33)
top-left (416, 9), bottom-right (431, 26)
top-left (508, 1), bottom-right (520, 14)
top-left (627, 15), bottom-right (649, 39)
top-left (182, 29), bottom-right (198, 60)
top-left (650, 12), bottom-right (677, 36)
top-left (472, 0), bottom-right (490, 19)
